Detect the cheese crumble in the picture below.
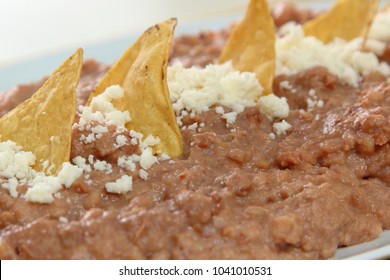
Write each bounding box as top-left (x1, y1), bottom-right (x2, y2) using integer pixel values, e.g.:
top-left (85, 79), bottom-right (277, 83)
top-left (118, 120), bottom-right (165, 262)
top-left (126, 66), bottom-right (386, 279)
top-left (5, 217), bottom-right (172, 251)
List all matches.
top-left (0, 141), bottom-right (83, 203)
top-left (74, 85), bottom-right (131, 133)
top-left (140, 148), bottom-right (159, 170)
top-left (105, 175), bottom-right (133, 194)
top-left (57, 163), bottom-right (83, 188)
top-left (168, 62), bottom-right (262, 116)
top-left (276, 23), bottom-right (390, 87)
top-left (273, 120), bottom-right (292, 136)
top-left (367, 10), bottom-right (390, 55)
top-left (258, 94), bottom-right (290, 120)
top-left (168, 62), bottom-right (291, 128)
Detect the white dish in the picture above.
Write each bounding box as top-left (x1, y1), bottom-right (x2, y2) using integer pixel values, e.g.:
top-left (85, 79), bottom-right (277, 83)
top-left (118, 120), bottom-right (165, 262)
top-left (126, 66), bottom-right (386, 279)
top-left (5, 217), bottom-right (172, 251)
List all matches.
top-left (335, 231), bottom-right (390, 260)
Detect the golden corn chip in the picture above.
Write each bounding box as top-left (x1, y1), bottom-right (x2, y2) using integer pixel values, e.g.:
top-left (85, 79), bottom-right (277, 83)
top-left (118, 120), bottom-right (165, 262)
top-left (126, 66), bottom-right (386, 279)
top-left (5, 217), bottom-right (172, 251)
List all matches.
top-left (87, 18), bottom-right (183, 157)
top-left (218, 0), bottom-right (275, 95)
top-left (0, 49), bottom-right (82, 174)
top-left (303, 0), bottom-right (379, 43)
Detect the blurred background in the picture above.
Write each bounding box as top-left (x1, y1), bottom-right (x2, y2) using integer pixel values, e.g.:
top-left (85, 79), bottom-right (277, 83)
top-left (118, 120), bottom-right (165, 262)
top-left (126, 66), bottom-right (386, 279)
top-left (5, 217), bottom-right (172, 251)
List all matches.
top-left (0, 0), bottom-right (332, 66)
top-left (0, 0), bottom-right (388, 90)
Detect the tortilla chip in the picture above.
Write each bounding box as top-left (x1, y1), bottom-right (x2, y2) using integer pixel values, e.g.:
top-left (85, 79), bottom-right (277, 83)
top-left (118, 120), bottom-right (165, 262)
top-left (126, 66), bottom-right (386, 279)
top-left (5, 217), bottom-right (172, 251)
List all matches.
top-left (218, 0), bottom-right (275, 95)
top-left (87, 18), bottom-right (183, 158)
top-left (303, 0), bottom-right (379, 43)
top-left (0, 49), bottom-right (82, 174)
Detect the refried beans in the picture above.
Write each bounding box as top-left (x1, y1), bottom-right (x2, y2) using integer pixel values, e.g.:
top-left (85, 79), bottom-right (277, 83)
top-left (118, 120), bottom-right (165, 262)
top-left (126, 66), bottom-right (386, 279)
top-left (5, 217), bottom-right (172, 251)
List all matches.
top-left (0, 3), bottom-right (389, 260)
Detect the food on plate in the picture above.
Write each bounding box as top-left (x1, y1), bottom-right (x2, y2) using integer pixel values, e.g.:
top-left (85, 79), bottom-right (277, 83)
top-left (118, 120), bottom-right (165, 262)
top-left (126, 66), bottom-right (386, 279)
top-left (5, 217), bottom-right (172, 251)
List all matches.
top-left (87, 18), bottom-right (183, 158)
top-left (0, 1), bottom-right (390, 259)
top-left (218, 0), bottom-right (275, 94)
top-left (0, 49), bottom-right (83, 174)
top-left (303, 0), bottom-right (378, 43)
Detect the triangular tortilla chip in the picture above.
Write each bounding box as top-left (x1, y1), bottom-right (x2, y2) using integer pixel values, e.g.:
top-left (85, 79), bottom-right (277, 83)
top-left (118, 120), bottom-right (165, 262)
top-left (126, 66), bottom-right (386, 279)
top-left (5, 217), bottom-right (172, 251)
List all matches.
top-left (218, 0), bottom-right (275, 95)
top-left (0, 49), bottom-right (83, 174)
top-left (303, 0), bottom-right (379, 43)
top-left (87, 19), bottom-right (183, 158)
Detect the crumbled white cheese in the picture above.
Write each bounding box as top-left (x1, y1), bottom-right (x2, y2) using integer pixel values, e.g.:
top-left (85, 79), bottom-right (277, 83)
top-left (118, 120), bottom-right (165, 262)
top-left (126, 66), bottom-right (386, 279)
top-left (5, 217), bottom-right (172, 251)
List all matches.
top-left (74, 85), bottom-right (131, 142)
top-left (72, 156), bottom-right (92, 172)
top-left (91, 125), bottom-right (108, 134)
top-left (143, 135), bottom-right (160, 147)
top-left (88, 85), bottom-right (131, 127)
top-left (307, 98), bottom-right (316, 109)
top-left (129, 130), bottom-right (143, 143)
top-left (115, 126), bottom-right (126, 134)
top-left (368, 11), bottom-right (390, 46)
top-left (0, 141), bottom-right (36, 180)
top-left (159, 153), bottom-right (170, 161)
top-left (105, 175), bottom-right (133, 194)
top-left (140, 147), bottom-right (159, 170)
top-left (317, 100), bottom-right (324, 108)
top-left (168, 63), bottom-right (294, 123)
top-left (213, 106), bottom-right (238, 127)
top-left (42, 160), bottom-right (55, 175)
top-left (83, 133), bottom-right (96, 144)
top-left (168, 62), bottom-right (262, 116)
top-left (0, 140), bottom-right (90, 203)
top-left (279, 80), bottom-right (296, 92)
top-left (364, 39), bottom-right (387, 56)
top-left (187, 122), bottom-right (198, 130)
top-left (1, 178), bottom-right (19, 198)
top-left (75, 154), bottom-right (114, 174)
top-left (93, 160), bottom-right (113, 174)
top-left (57, 162), bottom-right (83, 188)
top-left (88, 155), bottom-right (94, 164)
top-left (215, 106), bottom-right (225, 114)
top-left (273, 120), bottom-right (292, 135)
top-left (222, 111), bottom-right (238, 126)
top-left (276, 23), bottom-right (390, 86)
top-left (117, 155), bottom-right (137, 172)
top-left (130, 138), bottom-right (138, 145)
top-left (280, 80), bottom-right (292, 90)
top-left (308, 89), bottom-right (316, 97)
top-left (139, 169), bottom-right (149, 180)
top-left (115, 135), bottom-right (128, 148)
top-left (24, 175), bottom-right (62, 204)
top-left (176, 116), bottom-right (183, 127)
top-left (258, 94), bottom-right (290, 120)
top-left (130, 154), bottom-right (141, 162)
top-left (305, 88), bottom-right (324, 110)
